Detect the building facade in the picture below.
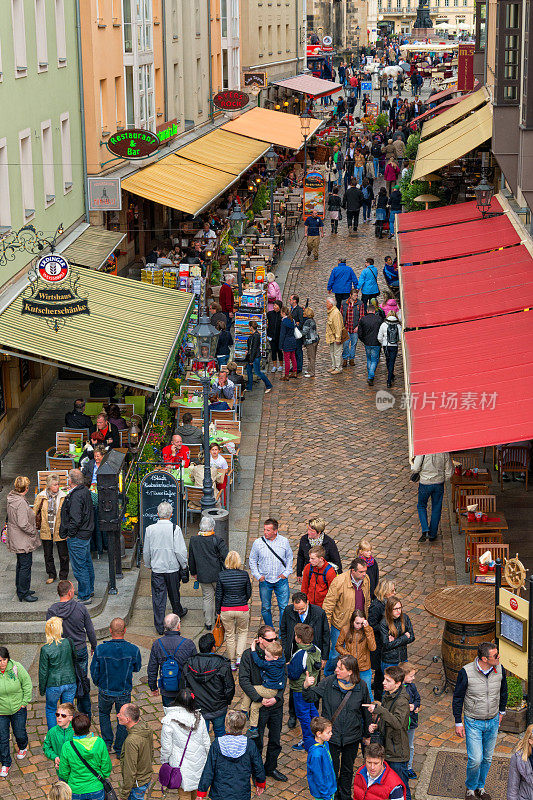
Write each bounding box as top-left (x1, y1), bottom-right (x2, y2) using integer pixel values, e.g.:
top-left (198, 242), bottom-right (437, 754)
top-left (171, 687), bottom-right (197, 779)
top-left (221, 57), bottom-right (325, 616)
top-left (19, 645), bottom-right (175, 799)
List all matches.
top-left (240, 0), bottom-right (306, 82)
top-left (0, 0), bottom-right (85, 454)
top-left (376, 0), bottom-right (475, 37)
top-left (307, 0), bottom-right (369, 51)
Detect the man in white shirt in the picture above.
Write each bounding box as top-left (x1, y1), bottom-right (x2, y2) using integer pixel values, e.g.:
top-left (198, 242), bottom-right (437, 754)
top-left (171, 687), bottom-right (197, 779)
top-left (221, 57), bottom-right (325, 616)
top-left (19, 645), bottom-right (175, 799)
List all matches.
top-left (194, 222), bottom-right (217, 250)
top-left (249, 517), bottom-right (293, 627)
top-left (143, 501), bottom-right (188, 634)
top-left (411, 452), bottom-right (453, 543)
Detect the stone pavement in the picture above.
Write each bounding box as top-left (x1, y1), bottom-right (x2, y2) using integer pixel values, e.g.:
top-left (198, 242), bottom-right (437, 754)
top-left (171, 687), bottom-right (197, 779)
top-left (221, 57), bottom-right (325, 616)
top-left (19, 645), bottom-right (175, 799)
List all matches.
top-left (1, 211), bottom-right (521, 798)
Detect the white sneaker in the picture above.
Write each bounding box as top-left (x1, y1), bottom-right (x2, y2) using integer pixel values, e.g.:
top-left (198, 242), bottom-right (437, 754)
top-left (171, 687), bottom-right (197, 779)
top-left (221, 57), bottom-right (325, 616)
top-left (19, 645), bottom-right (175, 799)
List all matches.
top-left (0, 766), bottom-right (9, 777)
top-left (270, 366), bottom-right (276, 373)
top-left (277, 366), bottom-right (283, 372)
top-left (16, 749), bottom-right (27, 760)
top-left (304, 372), bottom-right (311, 377)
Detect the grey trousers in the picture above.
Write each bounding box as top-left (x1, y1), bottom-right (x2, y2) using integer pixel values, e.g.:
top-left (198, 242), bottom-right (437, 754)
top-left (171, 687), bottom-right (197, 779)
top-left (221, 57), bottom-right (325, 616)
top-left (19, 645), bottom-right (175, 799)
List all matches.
top-left (201, 582), bottom-right (217, 627)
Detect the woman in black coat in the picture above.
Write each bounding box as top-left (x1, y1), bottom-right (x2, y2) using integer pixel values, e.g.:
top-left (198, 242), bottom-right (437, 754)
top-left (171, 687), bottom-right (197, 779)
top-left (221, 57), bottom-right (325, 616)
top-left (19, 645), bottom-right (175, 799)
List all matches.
top-left (296, 516), bottom-right (342, 579)
top-left (266, 300), bottom-right (283, 374)
top-left (188, 515), bottom-right (228, 631)
top-left (303, 655), bottom-right (371, 800)
top-left (245, 320), bottom-right (272, 393)
top-left (215, 551), bottom-right (252, 669)
top-left (379, 595), bottom-right (415, 670)
top-left (367, 579), bottom-right (396, 701)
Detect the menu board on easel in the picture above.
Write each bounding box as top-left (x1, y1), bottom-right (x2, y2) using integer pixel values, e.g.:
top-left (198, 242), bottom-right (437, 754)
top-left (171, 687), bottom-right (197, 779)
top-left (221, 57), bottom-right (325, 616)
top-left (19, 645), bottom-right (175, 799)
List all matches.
top-left (140, 470), bottom-right (179, 545)
top-left (303, 172), bottom-right (326, 220)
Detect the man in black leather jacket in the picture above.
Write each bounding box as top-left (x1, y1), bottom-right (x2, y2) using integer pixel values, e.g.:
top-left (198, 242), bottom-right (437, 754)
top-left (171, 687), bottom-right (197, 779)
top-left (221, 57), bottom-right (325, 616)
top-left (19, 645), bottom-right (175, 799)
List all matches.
top-left (59, 469), bottom-right (95, 603)
top-left (342, 179), bottom-right (364, 234)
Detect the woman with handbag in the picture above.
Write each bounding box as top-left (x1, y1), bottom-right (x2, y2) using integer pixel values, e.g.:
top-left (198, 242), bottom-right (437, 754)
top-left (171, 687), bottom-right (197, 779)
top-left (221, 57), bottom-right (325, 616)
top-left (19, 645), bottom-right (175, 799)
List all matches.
top-left (279, 306), bottom-right (298, 380)
top-left (303, 655), bottom-right (371, 800)
top-left (302, 307), bottom-right (320, 378)
top-left (57, 712), bottom-right (112, 800)
top-left (160, 689), bottom-right (211, 800)
top-left (188, 515), bottom-right (229, 631)
top-left (39, 617), bottom-right (77, 730)
top-left (215, 551), bottom-right (252, 670)
top-left (34, 474), bottom-right (69, 584)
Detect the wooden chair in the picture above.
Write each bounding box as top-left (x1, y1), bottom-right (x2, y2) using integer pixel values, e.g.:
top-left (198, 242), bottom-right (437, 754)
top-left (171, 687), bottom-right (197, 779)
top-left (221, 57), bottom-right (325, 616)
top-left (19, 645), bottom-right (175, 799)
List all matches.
top-left (470, 542), bottom-right (510, 584)
top-left (210, 409), bottom-right (237, 423)
top-left (56, 432), bottom-right (85, 452)
top-left (63, 427), bottom-right (89, 442)
top-left (119, 429), bottom-right (130, 447)
top-left (455, 484), bottom-right (487, 522)
top-left (185, 485), bottom-right (223, 522)
top-left (49, 456), bottom-right (76, 471)
top-left (465, 494), bottom-right (496, 513)
top-left (116, 403), bottom-right (135, 418)
top-left (187, 444), bottom-right (203, 462)
top-left (498, 445), bottom-right (531, 490)
top-left (453, 453), bottom-right (481, 469)
top-left (214, 419), bottom-right (241, 435)
top-left (465, 531), bottom-right (503, 573)
top-left (36, 470), bottom-right (69, 493)
top-left (88, 397), bottom-right (110, 405)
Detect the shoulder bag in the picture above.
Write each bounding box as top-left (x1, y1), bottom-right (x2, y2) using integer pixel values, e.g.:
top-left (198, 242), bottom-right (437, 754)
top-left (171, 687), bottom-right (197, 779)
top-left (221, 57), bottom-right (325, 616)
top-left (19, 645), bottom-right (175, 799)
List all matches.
top-left (159, 726), bottom-right (194, 790)
top-left (261, 536), bottom-right (287, 569)
top-left (410, 455), bottom-right (424, 483)
top-left (213, 615), bottom-right (225, 648)
top-left (331, 689), bottom-right (353, 724)
top-left (70, 741), bottom-right (118, 800)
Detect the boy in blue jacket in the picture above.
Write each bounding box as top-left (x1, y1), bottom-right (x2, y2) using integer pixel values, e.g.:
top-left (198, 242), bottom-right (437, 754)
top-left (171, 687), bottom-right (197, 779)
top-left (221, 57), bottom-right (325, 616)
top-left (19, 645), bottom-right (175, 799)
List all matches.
top-left (241, 639), bottom-right (286, 737)
top-left (307, 716), bottom-right (337, 800)
top-left (287, 623), bottom-right (321, 751)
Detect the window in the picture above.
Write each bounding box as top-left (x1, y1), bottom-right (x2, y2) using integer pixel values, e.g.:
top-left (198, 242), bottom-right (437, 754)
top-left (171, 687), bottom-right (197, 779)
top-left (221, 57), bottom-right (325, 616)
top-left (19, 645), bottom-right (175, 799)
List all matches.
top-left (521, 0), bottom-right (533, 127)
top-left (285, 23), bottom-right (290, 49)
top-left (194, 0), bottom-right (201, 35)
top-left (454, 0), bottom-right (458, 6)
top-left (475, 0), bottom-right (486, 50)
top-left (0, 140), bottom-right (11, 230)
top-left (444, 0), bottom-right (449, 8)
top-left (60, 113), bottom-right (72, 193)
top-left (19, 130), bottom-right (34, 219)
top-left (173, 62), bottom-right (180, 113)
top-left (496, 1), bottom-right (521, 105)
top-left (55, 0), bottom-right (67, 65)
top-left (196, 58), bottom-right (202, 112)
top-left (35, 0), bottom-right (48, 70)
top-left (41, 121), bottom-right (54, 205)
top-left (258, 25), bottom-right (263, 52)
top-left (136, 0), bottom-right (153, 52)
top-left (277, 24), bottom-right (281, 50)
top-left (125, 65), bottom-right (134, 125)
top-left (12, 0), bottom-right (27, 75)
top-left (397, 0), bottom-right (401, 10)
top-left (19, 359), bottom-right (31, 390)
top-left (123, 0), bottom-right (132, 51)
top-left (137, 64), bottom-right (155, 129)
top-left (222, 48), bottom-right (228, 88)
top-left (267, 24), bottom-right (272, 51)
top-left (221, 0), bottom-right (227, 37)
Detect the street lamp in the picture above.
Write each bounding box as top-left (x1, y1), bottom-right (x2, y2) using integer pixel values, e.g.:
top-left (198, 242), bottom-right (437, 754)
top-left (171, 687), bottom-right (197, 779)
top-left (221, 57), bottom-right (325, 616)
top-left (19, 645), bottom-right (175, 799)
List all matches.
top-left (473, 154), bottom-right (503, 219)
top-left (228, 204), bottom-right (247, 295)
top-left (300, 110), bottom-right (312, 186)
top-left (190, 314), bottom-right (220, 512)
top-left (265, 145), bottom-right (279, 238)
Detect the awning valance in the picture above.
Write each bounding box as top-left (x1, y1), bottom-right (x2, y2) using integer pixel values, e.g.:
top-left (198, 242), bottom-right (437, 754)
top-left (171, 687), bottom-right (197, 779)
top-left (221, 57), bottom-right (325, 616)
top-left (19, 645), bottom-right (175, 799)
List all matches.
top-left (272, 74), bottom-right (343, 98)
top-left (397, 197), bottom-right (502, 233)
top-left (421, 87), bottom-right (490, 141)
top-left (412, 102), bottom-right (493, 181)
top-left (175, 129), bottom-right (269, 176)
top-left (0, 268), bottom-right (194, 390)
top-left (60, 227), bottom-right (126, 270)
top-left (222, 106), bottom-right (323, 150)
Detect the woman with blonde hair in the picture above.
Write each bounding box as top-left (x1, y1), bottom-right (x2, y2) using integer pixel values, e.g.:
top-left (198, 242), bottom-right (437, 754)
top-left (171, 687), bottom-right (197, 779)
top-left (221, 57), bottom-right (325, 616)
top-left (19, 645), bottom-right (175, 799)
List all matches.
top-left (215, 551), bottom-right (252, 669)
top-left (39, 617), bottom-right (77, 730)
top-left (507, 724), bottom-right (533, 800)
top-left (6, 476), bottom-right (40, 603)
top-left (302, 306), bottom-right (320, 378)
top-left (380, 596), bottom-right (415, 672)
top-left (48, 782), bottom-right (72, 800)
top-left (356, 538), bottom-right (379, 599)
top-left (368, 579), bottom-right (396, 701)
top-left (34, 473), bottom-right (69, 584)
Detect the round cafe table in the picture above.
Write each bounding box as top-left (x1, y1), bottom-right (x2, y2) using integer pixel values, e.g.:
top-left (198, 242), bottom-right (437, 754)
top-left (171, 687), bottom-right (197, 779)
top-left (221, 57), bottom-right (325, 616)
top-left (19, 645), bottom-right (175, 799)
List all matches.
top-left (424, 585), bottom-right (495, 695)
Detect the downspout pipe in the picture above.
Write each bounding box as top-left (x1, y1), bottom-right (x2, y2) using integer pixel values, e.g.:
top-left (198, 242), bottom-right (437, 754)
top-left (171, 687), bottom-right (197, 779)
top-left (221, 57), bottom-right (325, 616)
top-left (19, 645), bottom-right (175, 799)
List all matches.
top-left (75, 0), bottom-right (90, 223)
top-left (161, 0), bottom-right (169, 122)
top-left (207, 0), bottom-right (215, 122)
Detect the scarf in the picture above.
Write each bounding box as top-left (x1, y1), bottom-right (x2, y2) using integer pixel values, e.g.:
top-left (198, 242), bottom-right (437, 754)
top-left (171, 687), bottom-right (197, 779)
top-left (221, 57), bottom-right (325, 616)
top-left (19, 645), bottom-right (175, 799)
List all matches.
top-left (308, 532), bottom-right (324, 548)
top-left (338, 679), bottom-right (354, 692)
top-left (360, 554), bottom-right (375, 567)
top-left (46, 489), bottom-right (58, 530)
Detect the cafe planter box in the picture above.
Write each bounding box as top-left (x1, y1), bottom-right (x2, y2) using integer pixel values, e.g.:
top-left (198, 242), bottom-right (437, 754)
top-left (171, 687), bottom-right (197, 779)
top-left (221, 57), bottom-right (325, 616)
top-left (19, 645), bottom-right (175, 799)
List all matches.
top-left (122, 522), bottom-right (138, 550)
top-left (501, 705), bottom-right (527, 734)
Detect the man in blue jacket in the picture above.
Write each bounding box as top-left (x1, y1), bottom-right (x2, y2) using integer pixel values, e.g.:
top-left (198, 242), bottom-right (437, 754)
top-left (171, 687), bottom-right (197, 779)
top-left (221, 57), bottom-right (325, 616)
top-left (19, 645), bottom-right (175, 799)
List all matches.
top-left (90, 617), bottom-right (142, 756)
top-left (327, 259), bottom-right (358, 309)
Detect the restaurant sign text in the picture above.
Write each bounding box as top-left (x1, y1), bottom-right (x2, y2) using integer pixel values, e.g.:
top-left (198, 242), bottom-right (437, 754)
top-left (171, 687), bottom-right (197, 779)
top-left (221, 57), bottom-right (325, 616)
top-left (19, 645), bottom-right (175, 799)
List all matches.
top-left (107, 129), bottom-right (160, 159)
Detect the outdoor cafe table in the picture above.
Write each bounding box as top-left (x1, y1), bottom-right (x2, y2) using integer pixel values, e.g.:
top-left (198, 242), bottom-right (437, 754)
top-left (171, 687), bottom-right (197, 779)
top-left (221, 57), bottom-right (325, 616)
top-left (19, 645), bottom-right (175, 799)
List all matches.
top-left (451, 467), bottom-right (492, 506)
top-left (462, 511), bottom-right (508, 535)
top-left (424, 585), bottom-right (495, 694)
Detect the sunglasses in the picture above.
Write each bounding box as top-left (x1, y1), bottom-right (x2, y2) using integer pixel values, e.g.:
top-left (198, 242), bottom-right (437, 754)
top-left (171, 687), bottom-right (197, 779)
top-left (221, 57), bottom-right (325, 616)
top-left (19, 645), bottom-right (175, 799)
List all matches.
top-left (56, 712), bottom-right (69, 718)
top-left (264, 636), bottom-right (277, 642)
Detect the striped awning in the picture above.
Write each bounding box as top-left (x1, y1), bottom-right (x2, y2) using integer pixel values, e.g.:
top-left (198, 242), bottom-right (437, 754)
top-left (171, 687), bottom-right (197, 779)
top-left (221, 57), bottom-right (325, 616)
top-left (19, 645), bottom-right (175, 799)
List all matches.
top-left (61, 227), bottom-right (126, 270)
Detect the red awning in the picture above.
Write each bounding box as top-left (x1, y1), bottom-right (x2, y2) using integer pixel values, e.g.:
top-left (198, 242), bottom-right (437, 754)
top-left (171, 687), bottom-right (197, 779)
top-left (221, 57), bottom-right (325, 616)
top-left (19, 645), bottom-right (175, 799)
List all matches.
top-left (398, 213), bottom-right (520, 265)
top-left (272, 75), bottom-right (343, 99)
top-left (427, 81), bottom-right (480, 103)
top-left (404, 311), bottom-right (533, 455)
top-left (397, 197), bottom-right (502, 233)
top-left (401, 244), bottom-right (533, 328)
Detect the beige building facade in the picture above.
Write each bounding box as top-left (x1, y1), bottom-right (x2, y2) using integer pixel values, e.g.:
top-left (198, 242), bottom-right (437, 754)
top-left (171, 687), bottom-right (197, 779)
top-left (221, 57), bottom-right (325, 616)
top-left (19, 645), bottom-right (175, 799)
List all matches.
top-left (240, 0), bottom-right (306, 82)
top-left (307, 0), bottom-right (369, 51)
top-left (376, 0), bottom-right (475, 38)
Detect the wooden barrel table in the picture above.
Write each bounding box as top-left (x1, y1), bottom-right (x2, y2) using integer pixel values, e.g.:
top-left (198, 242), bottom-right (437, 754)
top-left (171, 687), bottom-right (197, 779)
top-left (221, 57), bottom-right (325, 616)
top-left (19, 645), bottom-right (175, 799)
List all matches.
top-left (424, 585), bottom-right (496, 694)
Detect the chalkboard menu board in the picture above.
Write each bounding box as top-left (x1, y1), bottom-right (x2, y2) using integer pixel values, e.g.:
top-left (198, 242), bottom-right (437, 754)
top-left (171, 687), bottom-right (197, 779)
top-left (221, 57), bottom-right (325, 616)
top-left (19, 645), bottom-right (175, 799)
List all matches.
top-left (140, 470), bottom-right (179, 543)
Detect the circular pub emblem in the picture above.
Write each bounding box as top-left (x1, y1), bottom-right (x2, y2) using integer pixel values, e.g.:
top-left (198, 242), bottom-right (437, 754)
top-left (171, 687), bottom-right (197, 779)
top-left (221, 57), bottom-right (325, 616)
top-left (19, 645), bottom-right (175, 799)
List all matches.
top-left (213, 90), bottom-right (249, 111)
top-left (107, 129), bottom-right (160, 159)
top-left (38, 254), bottom-right (70, 284)
top-left (510, 597), bottom-right (519, 611)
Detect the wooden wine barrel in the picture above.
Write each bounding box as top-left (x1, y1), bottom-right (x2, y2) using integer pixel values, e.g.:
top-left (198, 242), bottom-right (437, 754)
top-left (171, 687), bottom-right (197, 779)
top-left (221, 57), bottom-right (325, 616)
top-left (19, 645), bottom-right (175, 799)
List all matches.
top-left (441, 620), bottom-right (496, 687)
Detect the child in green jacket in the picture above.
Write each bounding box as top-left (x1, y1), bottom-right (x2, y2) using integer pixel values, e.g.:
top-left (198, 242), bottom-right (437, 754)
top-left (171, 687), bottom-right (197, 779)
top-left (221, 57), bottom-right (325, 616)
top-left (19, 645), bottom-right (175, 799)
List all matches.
top-left (58, 712), bottom-right (112, 796)
top-left (43, 702), bottom-right (74, 772)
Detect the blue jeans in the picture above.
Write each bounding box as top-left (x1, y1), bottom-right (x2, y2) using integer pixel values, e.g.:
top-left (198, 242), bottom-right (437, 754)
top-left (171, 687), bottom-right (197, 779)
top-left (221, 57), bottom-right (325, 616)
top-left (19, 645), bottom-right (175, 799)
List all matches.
top-left (75, 646), bottom-right (92, 718)
top-left (393, 761), bottom-right (411, 800)
top-left (362, 200), bottom-right (372, 220)
top-left (354, 166), bottom-right (363, 184)
top-left (98, 690), bottom-right (131, 755)
top-left (295, 343), bottom-right (303, 373)
top-left (45, 683), bottom-right (77, 730)
top-left (336, 169), bottom-right (343, 187)
top-left (72, 792), bottom-right (105, 800)
top-left (464, 714), bottom-right (499, 791)
top-left (373, 157), bottom-right (380, 177)
top-left (324, 625), bottom-right (341, 676)
top-left (417, 482), bottom-right (445, 540)
top-left (0, 707), bottom-right (27, 767)
top-left (293, 691), bottom-right (319, 751)
top-left (246, 357), bottom-right (273, 391)
top-left (67, 537), bottom-right (94, 601)
top-left (408, 727), bottom-right (415, 769)
top-left (389, 208), bottom-right (400, 236)
top-left (359, 668), bottom-right (373, 701)
top-left (205, 713), bottom-right (226, 737)
top-left (258, 578), bottom-right (290, 627)
top-left (342, 331), bottom-right (358, 360)
top-left (127, 785), bottom-right (150, 800)
top-left (364, 345), bottom-right (381, 379)
top-left (384, 346), bottom-right (398, 385)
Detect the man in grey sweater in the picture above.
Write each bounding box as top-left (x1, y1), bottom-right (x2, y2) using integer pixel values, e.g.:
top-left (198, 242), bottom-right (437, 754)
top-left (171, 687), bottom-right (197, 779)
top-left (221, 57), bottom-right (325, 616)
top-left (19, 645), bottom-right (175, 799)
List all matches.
top-left (411, 452), bottom-right (453, 543)
top-left (143, 501), bottom-right (188, 634)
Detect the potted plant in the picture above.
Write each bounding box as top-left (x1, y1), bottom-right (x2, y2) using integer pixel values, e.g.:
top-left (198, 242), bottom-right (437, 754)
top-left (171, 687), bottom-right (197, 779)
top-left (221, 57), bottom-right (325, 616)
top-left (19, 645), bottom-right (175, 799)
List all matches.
top-left (500, 675), bottom-right (527, 733)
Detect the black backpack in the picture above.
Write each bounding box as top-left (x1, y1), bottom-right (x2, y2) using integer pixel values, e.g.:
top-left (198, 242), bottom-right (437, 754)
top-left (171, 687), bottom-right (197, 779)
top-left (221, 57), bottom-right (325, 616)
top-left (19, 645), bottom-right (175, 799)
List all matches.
top-left (386, 321), bottom-right (399, 346)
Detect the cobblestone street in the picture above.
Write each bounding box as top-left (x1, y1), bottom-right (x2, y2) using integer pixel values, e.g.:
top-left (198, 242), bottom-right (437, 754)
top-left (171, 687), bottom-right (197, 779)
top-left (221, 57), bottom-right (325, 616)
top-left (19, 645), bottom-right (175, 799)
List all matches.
top-left (1, 216), bottom-right (518, 800)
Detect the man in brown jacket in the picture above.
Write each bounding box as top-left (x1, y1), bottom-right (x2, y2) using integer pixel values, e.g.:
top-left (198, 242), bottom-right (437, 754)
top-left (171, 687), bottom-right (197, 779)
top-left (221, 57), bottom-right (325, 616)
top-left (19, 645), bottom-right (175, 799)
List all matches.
top-left (322, 557), bottom-right (371, 675)
top-left (326, 296), bottom-right (344, 375)
top-left (117, 703), bottom-right (154, 800)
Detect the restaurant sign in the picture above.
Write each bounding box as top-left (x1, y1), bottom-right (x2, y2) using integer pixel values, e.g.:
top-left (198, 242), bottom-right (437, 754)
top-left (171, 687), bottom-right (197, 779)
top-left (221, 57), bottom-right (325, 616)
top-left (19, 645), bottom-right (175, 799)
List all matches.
top-left (303, 172), bottom-right (326, 220)
top-left (157, 119), bottom-right (179, 144)
top-left (457, 43), bottom-right (475, 92)
top-left (22, 254), bottom-right (90, 331)
top-left (87, 177), bottom-right (122, 211)
top-left (107, 129), bottom-right (160, 159)
top-left (213, 90), bottom-right (249, 111)
top-left (242, 71), bottom-right (267, 89)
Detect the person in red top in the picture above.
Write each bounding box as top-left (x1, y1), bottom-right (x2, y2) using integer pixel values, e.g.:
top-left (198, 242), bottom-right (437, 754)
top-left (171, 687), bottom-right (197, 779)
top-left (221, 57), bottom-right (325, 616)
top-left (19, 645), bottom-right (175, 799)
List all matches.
top-left (300, 546), bottom-right (336, 607)
top-left (162, 434), bottom-right (190, 466)
top-left (218, 275), bottom-right (235, 328)
top-left (353, 743), bottom-right (405, 800)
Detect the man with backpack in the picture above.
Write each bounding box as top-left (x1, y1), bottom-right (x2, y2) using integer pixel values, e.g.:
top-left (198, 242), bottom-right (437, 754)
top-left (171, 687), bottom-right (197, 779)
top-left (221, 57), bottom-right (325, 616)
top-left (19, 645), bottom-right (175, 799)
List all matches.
top-left (182, 633), bottom-right (235, 737)
top-left (300, 546), bottom-right (336, 607)
top-left (147, 613), bottom-right (197, 710)
top-left (378, 310), bottom-right (401, 388)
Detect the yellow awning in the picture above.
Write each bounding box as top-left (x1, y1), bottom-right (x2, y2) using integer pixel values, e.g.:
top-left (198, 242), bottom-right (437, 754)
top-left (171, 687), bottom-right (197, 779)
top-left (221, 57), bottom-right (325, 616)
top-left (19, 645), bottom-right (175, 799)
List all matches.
top-left (122, 154), bottom-right (240, 216)
top-left (0, 268), bottom-right (194, 390)
top-left (222, 107), bottom-right (323, 150)
top-left (421, 87), bottom-right (490, 141)
top-left (177, 129), bottom-right (269, 176)
top-left (412, 103), bottom-right (493, 182)
top-left (61, 227), bottom-right (126, 270)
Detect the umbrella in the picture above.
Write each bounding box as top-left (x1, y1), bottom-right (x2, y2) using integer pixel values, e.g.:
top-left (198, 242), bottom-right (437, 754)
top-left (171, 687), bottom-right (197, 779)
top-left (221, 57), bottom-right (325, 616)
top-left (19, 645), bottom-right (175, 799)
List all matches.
top-left (414, 193), bottom-right (440, 210)
top-left (422, 173), bottom-right (442, 184)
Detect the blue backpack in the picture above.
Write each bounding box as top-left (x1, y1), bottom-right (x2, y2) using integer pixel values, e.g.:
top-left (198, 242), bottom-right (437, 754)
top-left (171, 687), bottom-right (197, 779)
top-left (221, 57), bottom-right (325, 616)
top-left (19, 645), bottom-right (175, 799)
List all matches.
top-left (158, 639), bottom-right (184, 694)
